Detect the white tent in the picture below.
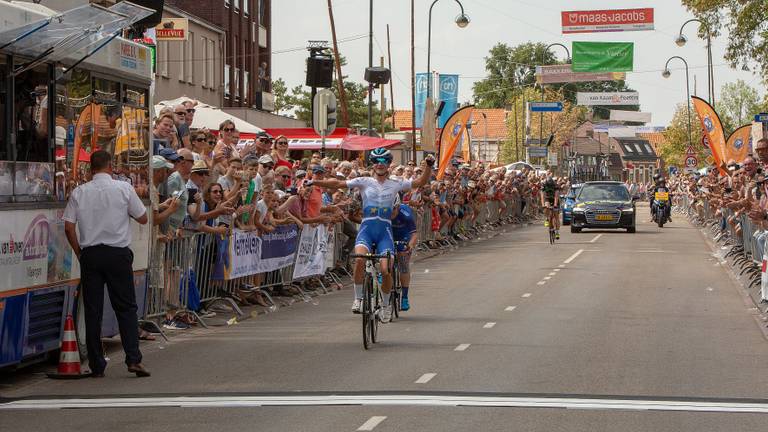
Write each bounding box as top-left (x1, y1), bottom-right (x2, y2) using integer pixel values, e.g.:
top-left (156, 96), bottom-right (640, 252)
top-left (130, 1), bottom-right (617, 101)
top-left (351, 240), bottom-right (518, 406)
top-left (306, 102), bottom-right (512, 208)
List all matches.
top-left (155, 97), bottom-right (264, 135)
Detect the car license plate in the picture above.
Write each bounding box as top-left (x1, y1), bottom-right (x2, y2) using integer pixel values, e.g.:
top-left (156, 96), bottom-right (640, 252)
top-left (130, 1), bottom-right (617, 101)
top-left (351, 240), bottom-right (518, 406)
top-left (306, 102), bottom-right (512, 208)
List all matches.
top-left (596, 214), bottom-right (614, 221)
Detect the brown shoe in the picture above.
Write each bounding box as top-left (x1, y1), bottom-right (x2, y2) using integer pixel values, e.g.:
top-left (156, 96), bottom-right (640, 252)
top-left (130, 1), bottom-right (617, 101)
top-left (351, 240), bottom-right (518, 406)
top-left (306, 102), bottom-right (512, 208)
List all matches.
top-left (127, 363), bottom-right (151, 377)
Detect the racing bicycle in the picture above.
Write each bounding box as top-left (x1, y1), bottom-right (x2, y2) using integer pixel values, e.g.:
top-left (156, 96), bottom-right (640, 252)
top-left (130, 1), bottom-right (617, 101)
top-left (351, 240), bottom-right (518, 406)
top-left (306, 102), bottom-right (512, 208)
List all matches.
top-left (350, 252), bottom-right (390, 350)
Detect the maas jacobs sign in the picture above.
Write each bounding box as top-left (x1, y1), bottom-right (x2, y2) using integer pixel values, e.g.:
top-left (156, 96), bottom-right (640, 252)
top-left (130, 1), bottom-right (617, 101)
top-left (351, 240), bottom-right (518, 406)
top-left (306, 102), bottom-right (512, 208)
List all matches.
top-left (572, 41), bottom-right (634, 73)
top-left (561, 8), bottom-right (654, 34)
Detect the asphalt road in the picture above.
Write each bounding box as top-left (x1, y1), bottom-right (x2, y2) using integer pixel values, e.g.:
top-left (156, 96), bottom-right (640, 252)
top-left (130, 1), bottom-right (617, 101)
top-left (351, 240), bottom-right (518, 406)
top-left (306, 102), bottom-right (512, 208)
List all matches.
top-left (4, 209), bottom-right (768, 431)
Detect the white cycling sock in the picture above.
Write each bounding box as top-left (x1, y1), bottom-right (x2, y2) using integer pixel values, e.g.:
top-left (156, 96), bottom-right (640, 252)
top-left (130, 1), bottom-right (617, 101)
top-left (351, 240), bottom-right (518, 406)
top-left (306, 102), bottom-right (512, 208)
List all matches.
top-left (354, 284), bottom-right (363, 300)
top-left (382, 290), bottom-right (391, 306)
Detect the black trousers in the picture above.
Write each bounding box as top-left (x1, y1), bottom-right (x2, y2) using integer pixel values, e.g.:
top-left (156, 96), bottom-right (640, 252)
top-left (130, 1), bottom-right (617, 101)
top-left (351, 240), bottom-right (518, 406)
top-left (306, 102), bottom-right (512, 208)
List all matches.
top-left (80, 245), bottom-right (142, 373)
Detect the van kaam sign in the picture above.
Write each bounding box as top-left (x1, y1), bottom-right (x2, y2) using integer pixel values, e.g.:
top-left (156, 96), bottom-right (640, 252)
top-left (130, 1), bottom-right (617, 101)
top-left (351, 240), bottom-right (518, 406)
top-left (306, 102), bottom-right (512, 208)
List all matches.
top-left (562, 8), bottom-right (654, 34)
top-left (577, 92), bottom-right (639, 106)
top-left (155, 18), bottom-right (188, 41)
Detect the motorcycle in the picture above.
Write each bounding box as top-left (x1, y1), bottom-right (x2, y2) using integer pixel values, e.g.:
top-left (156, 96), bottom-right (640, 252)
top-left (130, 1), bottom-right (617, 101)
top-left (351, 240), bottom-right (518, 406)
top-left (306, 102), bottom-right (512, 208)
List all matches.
top-left (653, 191), bottom-right (670, 228)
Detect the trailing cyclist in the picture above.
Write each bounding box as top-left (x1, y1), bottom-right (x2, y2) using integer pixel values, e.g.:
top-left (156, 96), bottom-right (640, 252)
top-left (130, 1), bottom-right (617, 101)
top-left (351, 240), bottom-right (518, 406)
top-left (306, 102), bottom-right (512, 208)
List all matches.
top-left (305, 148), bottom-right (434, 323)
top-left (391, 203), bottom-right (418, 311)
top-left (540, 176), bottom-right (561, 240)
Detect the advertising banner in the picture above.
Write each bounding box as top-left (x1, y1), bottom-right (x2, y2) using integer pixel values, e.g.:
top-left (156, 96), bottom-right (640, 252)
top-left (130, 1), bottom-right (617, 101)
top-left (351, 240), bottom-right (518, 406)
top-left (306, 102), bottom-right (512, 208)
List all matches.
top-left (293, 224), bottom-right (331, 280)
top-left (224, 229), bottom-right (263, 280)
top-left (438, 74), bottom-right (459, 128)
top-left (725, 124), bottom-right (753, 164)
top-left (561, 8), bottom-right (654, 34)
top-left (535, 64), bottom-right (625, 84)
top-left (577, 92), bottom-right (639, 106)
top-left (222, 225), bottom-right (299, 280)
top-left (691, 96), bottom-right (727, 175)
top-left (258, 225), bottom-right (300, 273)
top-left (609, 110), bottom-right (652, 123)
top-left (415, 73), bottom-right (430, 128)
top-left (437, 106), bottom-right (474, 180)
top-left (572, 42), bottom-right (634, 72)
top-left (155, 18), bottom-right (189, 41)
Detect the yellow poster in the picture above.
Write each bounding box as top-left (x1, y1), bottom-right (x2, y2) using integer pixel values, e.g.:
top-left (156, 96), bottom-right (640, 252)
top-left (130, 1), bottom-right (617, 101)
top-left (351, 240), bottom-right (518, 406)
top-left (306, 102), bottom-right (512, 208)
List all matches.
top-left (437, 106), bottom-right (474, 180)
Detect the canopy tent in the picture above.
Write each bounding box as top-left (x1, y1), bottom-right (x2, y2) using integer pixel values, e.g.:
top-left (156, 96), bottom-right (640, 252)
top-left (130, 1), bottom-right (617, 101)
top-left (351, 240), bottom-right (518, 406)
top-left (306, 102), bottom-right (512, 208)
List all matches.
top-left (155, 97), bottom-right (265, 135)
top-left (263, 128), bottom-right (402, 151)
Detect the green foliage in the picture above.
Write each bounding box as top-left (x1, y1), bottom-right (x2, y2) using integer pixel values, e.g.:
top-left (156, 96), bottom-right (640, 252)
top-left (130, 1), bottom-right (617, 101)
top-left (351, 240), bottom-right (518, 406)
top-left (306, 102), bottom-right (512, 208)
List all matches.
top-left (659, 103), bottom-right (704, 167)
top-left (716, 79), bottom-right (762, 133)
top-left (271, 78), bottom-right (292, 115)
top-left (681, 0), bottom-right (768, 85)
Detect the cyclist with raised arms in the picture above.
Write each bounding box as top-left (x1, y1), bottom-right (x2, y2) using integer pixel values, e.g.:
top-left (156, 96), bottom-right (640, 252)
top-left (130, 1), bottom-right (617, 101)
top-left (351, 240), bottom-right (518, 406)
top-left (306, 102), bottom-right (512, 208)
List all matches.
top-left (540, 176), bottom-right (561, 240)
top-left (306, 148), bottom-right (434, 322)
top-left (391, 202), bottom-right (418, 311)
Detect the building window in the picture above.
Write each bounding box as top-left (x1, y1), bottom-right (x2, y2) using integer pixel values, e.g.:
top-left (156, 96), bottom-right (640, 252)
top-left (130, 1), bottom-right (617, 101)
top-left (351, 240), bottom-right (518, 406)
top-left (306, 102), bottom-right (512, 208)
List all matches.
top-left (234, 0), bottom-right (239, 13)
top-left (200, 36), bottom-right (208, 87)
top-left (259, 0), bottom-right (267, 26)
top-left (225, 0), bottom-right (230, 8)
top-left (208, 39), bottom-right (215, 91)
top-left (224, 64), bottom-right (230, 98)
top-left (234, 68), bottom-right (240, 100)
top-left (187, 31), bottom-right (195, 84)
top-left (178, 37), bottom-right (186, 82)
top-left (243, 71), bottom-right (249, 103)
top-left (244, 0), bottom-right (249, 16)
top-left (252, 21), bottom-right (256, 43)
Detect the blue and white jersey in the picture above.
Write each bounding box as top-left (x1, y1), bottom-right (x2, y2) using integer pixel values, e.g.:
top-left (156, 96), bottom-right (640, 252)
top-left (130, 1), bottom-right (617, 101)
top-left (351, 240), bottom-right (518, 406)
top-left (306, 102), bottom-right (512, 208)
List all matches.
top-left (346, 177), bottom-right (412, 223)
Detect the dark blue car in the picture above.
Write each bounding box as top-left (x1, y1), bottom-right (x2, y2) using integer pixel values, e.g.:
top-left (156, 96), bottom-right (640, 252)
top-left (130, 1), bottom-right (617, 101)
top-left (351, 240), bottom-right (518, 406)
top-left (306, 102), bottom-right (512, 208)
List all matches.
top-left (561, 184), bottom-right (582, 226)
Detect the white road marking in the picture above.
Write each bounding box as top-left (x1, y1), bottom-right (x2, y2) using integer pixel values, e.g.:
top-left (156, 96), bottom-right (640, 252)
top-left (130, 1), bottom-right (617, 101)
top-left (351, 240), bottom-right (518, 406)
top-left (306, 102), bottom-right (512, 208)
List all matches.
top-left (548, 272), bottom-right (556, 276)
top-left (536, 281), bottom-right (546, 286)
top-left (522, 293), bottom-right (532, 298)
top-left (415, 373), bottom-right (437, 384)
top-left (543, 276), bottom-right (552, 280)
top-left (558, 264), bottom-right (565, 268)
top-left (358, 416), bottom-right (387, 431)
top-left (454, 344), bottom-right (471, 351)
top-left (589, 234), bottom-right (603, 243)
top-left (9, 394), bottom-right (768, 414)
top-left (483, 322), bottom-right (496, 329)
top-left (563, 249), bottom-right (584, 264)
top-left (505, 306), bottom-right (517, 311)
top-left (553, 269), bottom-right (560, 272)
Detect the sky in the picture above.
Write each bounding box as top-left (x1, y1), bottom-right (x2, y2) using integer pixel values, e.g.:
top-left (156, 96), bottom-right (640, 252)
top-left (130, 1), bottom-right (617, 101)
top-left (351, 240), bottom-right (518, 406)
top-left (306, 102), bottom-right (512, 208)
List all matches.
top-left (272, 0), bottom-right (766, 126)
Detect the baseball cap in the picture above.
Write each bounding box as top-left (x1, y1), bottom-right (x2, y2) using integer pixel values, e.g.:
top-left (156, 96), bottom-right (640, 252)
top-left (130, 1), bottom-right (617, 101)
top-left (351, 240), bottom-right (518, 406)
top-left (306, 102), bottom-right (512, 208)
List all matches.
top-left (257, 131), bottom-right (273, 140)
top-left (159, 147), bottom-right (181, 162)
top-left (190, 160), bottom-right (210, 174)
top-left (258, 154), bottom-right (274, 165)
top-left (312, 165), bottom-right (326, 174)
top-left (151, 155), bottom-right (173, 169)
top-left (295, 169), bottom-right (307, 178)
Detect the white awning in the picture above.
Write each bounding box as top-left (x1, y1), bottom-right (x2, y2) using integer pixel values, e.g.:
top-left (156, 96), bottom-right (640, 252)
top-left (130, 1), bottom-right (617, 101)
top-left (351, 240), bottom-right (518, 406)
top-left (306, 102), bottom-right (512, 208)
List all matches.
top-left (155, 97), bottom-right (265, 135)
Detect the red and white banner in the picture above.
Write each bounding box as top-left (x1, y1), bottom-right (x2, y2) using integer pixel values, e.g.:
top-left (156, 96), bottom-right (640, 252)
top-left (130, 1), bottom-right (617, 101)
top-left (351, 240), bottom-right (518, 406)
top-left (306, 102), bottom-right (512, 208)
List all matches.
top-left (561, 8), bottom-right (654, 34)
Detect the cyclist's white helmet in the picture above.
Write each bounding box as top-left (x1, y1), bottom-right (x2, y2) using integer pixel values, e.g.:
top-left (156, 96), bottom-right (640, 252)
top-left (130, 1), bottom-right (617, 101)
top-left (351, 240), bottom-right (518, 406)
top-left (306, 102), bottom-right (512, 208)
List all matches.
top-left (370, 147), bottom-right (393, 164)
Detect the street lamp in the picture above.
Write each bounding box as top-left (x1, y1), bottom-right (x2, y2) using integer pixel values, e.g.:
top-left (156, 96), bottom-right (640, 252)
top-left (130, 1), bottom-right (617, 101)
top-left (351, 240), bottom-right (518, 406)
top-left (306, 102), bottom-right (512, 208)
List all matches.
top-left (426, 0), bottom-right (469, 97)
top-left (662, 56), bottom-right (692, 148)
top-left (676, 18), bottom-right (714, 106)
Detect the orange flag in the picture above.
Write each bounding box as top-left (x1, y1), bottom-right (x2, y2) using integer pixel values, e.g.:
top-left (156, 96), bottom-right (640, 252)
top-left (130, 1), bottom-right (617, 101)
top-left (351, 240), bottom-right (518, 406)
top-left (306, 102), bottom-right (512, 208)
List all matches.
top-left (725, 124), bottom-right (753, 164)
top-left (437, 105), bottom-right (474, 179)
top-left (691, 96), bottom-right (727, 175)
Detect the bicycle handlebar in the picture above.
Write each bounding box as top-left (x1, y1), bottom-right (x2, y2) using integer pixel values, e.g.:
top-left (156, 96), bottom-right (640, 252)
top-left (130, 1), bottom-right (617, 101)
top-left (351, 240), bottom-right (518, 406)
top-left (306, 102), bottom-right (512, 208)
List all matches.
top-left (350, 252), bottom-right (392, 260)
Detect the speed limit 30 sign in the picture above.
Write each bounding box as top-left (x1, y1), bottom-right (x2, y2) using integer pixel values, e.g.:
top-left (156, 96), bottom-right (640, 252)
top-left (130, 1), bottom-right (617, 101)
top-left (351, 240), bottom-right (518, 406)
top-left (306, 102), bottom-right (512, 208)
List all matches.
top-left (685, 155), bottom-right (698, 168)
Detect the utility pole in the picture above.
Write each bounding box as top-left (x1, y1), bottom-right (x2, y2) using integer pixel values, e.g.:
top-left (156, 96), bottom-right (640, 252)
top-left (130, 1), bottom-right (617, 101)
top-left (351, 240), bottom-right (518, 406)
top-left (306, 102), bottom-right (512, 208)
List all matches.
top-left (367, 0), bottom-right (373, 136)
top-left (386, 24), bottom-right (395, 123)
top-left (380, 56), bottom-right (386, 136)
top-left (410, 0), bottom-right (417, 162)
top-left (326, 0), bottom-right (350, 127)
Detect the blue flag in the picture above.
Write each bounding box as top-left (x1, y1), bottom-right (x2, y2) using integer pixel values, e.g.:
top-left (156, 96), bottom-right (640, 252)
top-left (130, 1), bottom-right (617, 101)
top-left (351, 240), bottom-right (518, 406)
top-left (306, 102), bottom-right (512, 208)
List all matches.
top-left (415, 73), bottom-right (430, 128)
top-left (438, 74), bottom-right (459, 128)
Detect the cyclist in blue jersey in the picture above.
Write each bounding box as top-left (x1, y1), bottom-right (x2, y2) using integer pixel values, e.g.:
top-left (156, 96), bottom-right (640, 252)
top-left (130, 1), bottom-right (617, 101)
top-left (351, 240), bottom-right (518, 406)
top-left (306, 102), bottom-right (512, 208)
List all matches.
top-left (391, 203), bottom-right (418, 311)
top-left (306, 148), bottom-right (434, 322)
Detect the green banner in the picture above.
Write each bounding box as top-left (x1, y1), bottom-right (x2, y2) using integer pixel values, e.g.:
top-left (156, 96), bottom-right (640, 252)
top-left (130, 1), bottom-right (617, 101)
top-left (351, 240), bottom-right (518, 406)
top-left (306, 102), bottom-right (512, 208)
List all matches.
top-left (572, 41), bottom-right (634, 72)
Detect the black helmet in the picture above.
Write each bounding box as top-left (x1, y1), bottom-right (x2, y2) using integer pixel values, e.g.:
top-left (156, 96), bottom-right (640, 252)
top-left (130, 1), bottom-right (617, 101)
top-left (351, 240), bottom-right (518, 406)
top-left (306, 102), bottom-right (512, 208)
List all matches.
top-left (657, 176), bottom-right (666, 183)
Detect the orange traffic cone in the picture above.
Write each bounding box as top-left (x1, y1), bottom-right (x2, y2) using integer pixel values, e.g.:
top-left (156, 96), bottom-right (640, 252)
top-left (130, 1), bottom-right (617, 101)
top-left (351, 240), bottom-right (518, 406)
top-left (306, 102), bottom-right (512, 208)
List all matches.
top-left (47, 315), bottom-right (90, 379)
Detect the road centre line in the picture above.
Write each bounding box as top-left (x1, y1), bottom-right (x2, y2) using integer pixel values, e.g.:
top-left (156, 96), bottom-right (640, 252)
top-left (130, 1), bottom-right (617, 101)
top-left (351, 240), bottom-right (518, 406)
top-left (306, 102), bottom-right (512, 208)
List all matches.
top-left (558, 264), bottom-right (565, 268)
top-left (563, 249), bottom-right (584, 264)
top-left (522, 293), bottom-right (532, 298)
top-left (505, 306), bottom-right (517, 311)
top-left (590, 234), bottom-right (603, 243)
top-left (483, 322), bottom-right (496, 329)
top-left (415, 373), bottom-right (437, 384)
top-left (454, 344), bottom-right (471, 351)
top-left (537, 281), bottom-right (546, 285)
top-left (9, 394), bottom-right (768, 414)
top-left (543, 276), bottom-right (551, 280)
top-left (358, 416), bottom-right (387, 431)
top-left (548, 272), bottom-right (556, 276)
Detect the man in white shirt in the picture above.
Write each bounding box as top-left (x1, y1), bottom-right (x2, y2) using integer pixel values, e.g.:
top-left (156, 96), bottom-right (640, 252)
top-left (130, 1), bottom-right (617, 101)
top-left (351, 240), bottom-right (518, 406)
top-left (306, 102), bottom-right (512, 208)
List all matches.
top-left (63, 150), bottom-right (150, 378)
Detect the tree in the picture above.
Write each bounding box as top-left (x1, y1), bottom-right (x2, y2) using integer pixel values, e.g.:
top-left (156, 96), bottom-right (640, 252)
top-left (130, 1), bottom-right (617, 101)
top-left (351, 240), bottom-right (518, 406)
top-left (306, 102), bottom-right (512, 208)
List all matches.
top-left (658, 103), bottom-right (704, 167)
top-left (271, 78), bottom-right (293, 115)
top-left (717, 79), bottom-right (761, 133)
top-left (681, 0), bottom-right (768, 85)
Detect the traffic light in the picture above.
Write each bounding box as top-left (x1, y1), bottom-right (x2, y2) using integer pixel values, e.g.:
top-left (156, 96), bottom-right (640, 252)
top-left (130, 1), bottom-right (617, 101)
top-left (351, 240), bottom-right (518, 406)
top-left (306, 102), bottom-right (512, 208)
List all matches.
top-left (313, 89), bottom-right (337, 136)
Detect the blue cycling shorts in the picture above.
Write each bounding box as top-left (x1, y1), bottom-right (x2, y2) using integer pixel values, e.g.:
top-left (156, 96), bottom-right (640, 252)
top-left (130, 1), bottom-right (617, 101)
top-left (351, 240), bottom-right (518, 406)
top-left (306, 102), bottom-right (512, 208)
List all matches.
top-left (356, 220), bottom-right (395, 255)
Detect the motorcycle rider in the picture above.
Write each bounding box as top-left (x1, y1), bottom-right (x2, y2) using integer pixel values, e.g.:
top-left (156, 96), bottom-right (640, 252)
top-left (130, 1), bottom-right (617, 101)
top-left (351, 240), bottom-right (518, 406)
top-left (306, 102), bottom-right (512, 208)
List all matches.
top-left (649, 175), bottom-right (672, 223)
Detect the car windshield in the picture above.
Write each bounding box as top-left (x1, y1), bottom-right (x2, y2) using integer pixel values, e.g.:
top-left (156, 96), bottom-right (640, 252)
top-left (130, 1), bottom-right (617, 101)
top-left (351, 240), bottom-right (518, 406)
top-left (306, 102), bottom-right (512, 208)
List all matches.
top-left (578, 184), bottom-right (630, 202)
top-left (567, 186), bottom-right (580, 199)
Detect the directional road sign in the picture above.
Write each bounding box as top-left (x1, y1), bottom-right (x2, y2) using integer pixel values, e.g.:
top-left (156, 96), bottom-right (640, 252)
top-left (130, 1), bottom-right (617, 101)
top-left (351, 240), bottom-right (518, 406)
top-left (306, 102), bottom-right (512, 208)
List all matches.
top-left (529, 102), bottom-right (563, 112)
top-left (755, 113), bottom-right (768, 123)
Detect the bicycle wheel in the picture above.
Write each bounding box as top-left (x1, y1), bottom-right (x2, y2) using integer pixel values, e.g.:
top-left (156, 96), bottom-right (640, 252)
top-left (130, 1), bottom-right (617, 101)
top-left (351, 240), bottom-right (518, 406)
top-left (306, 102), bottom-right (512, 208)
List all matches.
top-left (392, 260), bottom-right (400, 320)
top-left (371, 281), bottom-right (380, 344)
top-left (362, 274), bottom-right (372, 350)
top-left (549, 227), bottom-right (555, 244)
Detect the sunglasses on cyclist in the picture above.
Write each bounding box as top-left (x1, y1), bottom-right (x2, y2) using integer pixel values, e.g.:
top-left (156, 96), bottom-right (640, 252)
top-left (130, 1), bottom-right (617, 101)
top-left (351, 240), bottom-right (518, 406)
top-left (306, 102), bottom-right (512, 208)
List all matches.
top-left (372, 157), bottom-right (391, 165)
